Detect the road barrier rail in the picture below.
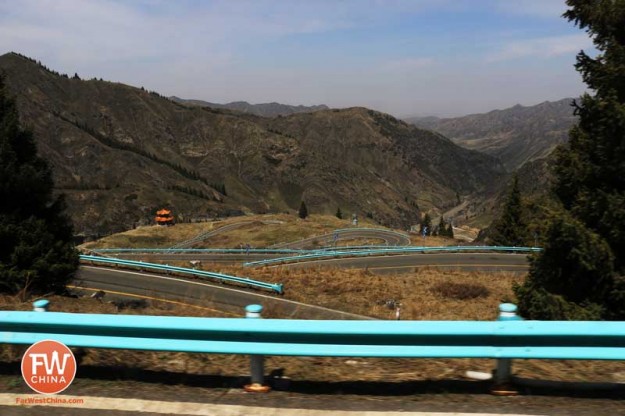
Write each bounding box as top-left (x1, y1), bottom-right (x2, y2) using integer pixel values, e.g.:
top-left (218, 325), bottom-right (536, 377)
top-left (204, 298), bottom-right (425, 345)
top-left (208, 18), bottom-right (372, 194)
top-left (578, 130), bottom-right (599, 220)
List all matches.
top-left (79, 255), bottom-right (283, 294)
top-left (2, 302), bottom-right (624, 391)
top-left (269, 227), bottom-right (411, 248)
top-left (244, 245), bottom-right (542, 267)
top-left (90, 248), bottom-right (305, 254)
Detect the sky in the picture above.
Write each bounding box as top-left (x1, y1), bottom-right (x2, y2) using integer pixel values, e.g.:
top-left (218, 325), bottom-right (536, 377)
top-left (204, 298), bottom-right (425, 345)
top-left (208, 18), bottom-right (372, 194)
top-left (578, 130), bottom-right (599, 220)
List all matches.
top-left (0, 0), bottom-right (593, 117)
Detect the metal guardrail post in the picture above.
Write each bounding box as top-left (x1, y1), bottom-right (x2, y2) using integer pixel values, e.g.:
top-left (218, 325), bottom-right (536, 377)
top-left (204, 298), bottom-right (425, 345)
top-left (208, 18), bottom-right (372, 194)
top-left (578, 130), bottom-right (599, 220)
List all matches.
top-left (33, 299), bottom-right (49, 312)
top-left (243, 304), bottom-right (270, 393)
top-left (492, 303), bottom-right (521, 396)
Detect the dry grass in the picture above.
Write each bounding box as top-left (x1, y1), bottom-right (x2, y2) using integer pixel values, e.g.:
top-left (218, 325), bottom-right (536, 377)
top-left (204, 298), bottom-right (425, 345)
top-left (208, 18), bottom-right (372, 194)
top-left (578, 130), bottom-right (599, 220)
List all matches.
top-left (197, 264), bottom-right (519, 320)
top-left (80, 223), bottom-right (215, 250)
top-left (81, 213), bottom-right (401, 250)
top-left (409, 235), bottom-right (458, 247)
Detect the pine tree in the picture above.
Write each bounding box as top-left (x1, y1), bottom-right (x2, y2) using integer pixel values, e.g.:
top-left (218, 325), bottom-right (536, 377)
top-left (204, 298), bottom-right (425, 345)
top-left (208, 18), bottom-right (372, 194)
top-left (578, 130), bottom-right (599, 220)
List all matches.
top-left (0, 75), bottom-right (78, 295)
top-left (515, 0), bottom-right (625, 320)
top-left (335, 207), bottom-right (343, 219)
top-left (490, 174), bottom-right (526, 246)
top-left (446, 222), bottom-right (454, 239)
top-left (437, 216), bottom-right (446, 237)
top-left (298, 201), bottom-right (308, 219)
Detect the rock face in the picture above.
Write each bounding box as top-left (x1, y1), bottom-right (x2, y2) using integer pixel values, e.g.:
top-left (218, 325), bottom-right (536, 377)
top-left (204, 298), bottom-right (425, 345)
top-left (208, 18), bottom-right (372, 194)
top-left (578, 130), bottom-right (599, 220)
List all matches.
top-left (0, 52), bottom-right (504, 235)
top-left (407, 99), bottom-right (577, 171)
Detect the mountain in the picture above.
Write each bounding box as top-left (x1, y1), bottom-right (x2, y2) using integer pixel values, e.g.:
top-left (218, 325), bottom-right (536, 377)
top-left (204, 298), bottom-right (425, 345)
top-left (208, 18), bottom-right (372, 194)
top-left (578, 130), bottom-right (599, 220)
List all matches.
top-left (170, 97), bottom-right (329, 117)
top-left (406, 99), bottom-right (577, 170)
top-left (0, 52), bottom-right (504, 236)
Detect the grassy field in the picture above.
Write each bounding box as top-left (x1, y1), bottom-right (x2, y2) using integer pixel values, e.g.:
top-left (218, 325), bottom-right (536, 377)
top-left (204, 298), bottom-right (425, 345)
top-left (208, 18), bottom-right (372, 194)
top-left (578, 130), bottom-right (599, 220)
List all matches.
top-left (81, 213), bottom-right (437, 250)
top-left (193, 264), bottom-right (520, 320)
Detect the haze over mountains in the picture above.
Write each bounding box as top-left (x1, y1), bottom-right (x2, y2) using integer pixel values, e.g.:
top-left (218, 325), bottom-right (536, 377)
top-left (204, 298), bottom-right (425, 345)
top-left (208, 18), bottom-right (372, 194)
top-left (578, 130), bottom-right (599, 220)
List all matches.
top-left (0, 52), bottom-right (505, 236)
top-left (407, 99), bottom-right (577, 170)
top-left (170, 97), bottom-right (329, 117)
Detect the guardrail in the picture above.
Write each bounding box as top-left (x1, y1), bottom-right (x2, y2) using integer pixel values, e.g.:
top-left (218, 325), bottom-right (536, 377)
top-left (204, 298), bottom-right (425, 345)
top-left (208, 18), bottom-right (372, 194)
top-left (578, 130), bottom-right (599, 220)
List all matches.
top-left (79, 255), bottom-right (283, 294)
top-left (269, 227), bottom-right (411, 248)
top-left (90, 248), bottom-right (304, 254)
top-left (244, 245), bottom-right (542, 267)
top-left (2, 302), bottom-right (624, 393)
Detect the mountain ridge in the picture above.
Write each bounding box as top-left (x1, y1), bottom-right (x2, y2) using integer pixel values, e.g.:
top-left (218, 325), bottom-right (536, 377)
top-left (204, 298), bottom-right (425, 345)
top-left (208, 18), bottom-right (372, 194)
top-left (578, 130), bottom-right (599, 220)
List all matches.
top-left (0, 52), bottom-right (504, 235)
top-left (170, 96), bottom-right (329, 117)
top-left (406, 98), bottom-right (577, 170)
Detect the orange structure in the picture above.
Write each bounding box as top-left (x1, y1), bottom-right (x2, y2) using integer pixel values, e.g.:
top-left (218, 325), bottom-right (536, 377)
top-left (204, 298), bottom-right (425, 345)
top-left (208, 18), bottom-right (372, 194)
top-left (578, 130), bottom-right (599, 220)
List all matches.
top-left (155, 209), bottom-right (174, 226)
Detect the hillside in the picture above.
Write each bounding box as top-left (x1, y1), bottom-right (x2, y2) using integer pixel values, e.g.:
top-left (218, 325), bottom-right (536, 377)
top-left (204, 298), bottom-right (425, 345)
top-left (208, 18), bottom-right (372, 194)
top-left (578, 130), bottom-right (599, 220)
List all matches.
top-left (170, 97), bottom-right (329, 117)
top-left (407, 99), bottom-right (577, 170)
top-left (0, 52), bottom-right (504, 236)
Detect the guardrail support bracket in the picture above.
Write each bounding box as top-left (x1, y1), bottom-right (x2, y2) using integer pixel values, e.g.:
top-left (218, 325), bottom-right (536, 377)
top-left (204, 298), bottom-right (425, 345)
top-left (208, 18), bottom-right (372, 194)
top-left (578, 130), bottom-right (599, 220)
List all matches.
top-left (491, 303), bottom-right (520, 396)
top-left (243, 304), bottom-right (271, 393)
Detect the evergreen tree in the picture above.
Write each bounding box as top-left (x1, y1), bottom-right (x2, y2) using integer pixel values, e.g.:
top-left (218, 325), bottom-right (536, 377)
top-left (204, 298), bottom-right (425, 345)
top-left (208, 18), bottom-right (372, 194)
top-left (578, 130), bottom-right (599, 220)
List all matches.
top-left (490, 174), bottom-right (526, 246)
top-left (0, 75), bottom-right (78, 295)
top-left (298, 201), bottom-right (308, 219)
top-left (437, 216), bottom-right (446, 237)
top-left (419, 213), bottom-right (432, 236)
top-left (446, 222), bottom-right (454, 239)
top-left (335, 207), bottom-right (343, 219)
top-left (515, 0), bottom-right (625, 320)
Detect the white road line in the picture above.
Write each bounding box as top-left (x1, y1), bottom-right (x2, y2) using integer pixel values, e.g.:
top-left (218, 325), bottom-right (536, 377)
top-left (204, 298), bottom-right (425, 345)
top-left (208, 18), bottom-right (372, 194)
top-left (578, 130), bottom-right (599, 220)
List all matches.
top-left (0, 393), bottom-right (545, 416)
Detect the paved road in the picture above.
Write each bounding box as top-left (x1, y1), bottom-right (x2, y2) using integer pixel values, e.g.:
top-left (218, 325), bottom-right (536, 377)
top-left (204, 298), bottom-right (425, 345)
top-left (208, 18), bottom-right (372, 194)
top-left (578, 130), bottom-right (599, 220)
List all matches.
top-left (73, 266), bottom-right (372, 320)
top-left (273, 252), bottom-right (530, 274)
top-left (170, 221), bottom-right (254, 248)
top-left (271, 228), bottom-right (411, 249)
top-left (107, 252), bottom-right (529, 274)
top-left (110, 252), bottom-right (287, 264)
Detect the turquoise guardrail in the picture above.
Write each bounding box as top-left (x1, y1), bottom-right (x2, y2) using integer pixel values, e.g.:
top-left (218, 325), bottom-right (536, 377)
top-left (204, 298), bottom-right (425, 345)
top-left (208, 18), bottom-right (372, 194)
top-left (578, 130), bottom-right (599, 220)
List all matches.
top-left (270, 227), bottom-right (411, 248)
top-left (91, 248), bottom-right (305, 254)
top-left (79, 255), bottom-right (283, 294)
top-left (244, 246), bottom-right (542, 267)
top-left (2, 301), bottom-right (625, 390)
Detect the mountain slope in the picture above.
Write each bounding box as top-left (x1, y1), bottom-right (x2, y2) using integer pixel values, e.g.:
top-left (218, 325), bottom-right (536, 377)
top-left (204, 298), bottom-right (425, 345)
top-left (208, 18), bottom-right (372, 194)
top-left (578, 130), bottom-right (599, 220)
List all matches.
top-left (0, 52), bottom-right (504, 235)
top-left (170, 97), bottom-right (329, 117)
top-left (407, 99), bottom-right (577, 170)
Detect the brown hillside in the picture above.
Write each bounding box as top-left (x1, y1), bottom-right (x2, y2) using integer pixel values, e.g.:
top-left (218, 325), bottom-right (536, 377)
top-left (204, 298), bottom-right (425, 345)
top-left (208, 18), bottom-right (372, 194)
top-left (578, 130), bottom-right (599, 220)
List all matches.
top-left (408, 99), bottom-right (577, 170)
top-left (0, 52), bottom-right (504, 235)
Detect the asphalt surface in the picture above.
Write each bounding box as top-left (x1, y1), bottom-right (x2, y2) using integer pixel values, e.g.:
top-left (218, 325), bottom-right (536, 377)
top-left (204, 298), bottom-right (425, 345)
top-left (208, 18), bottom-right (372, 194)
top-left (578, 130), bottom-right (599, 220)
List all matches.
top-left (111, 252), bottom-right (287, 264)
top-left (73, 266), bottom-right (372, 320)
top-left (274, 252), bottom-right (530, 273)
top-left (109, 251), bottom-right (530, 274)
top-left (270, 228), bottom-right (411, 249)
top-left (170, 221), bottom-right (254, 248)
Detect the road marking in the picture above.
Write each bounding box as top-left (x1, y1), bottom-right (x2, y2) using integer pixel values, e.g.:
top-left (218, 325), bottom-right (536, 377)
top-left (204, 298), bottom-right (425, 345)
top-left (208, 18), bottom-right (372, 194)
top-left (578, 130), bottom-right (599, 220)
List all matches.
top-left (66, 284), bottom-right (239, 316)
top-left (0, 393), bottom-right (545, 416)
top-left (79, 266), bottom-right (369, 319)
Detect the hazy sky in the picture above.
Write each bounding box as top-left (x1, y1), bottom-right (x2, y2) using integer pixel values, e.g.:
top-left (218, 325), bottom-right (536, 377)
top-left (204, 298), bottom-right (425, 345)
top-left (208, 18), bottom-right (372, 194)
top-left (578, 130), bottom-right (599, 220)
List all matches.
top-left (0, 0), bottom-right (593, 117)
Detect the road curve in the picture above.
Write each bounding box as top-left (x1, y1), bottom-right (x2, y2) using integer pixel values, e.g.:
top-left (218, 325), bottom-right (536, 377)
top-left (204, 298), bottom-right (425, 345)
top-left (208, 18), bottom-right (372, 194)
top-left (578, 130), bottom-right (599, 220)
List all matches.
top-left (272, 252), bottom-right (530, 274)
top-left (171, 221), bottom-right (254, 249)
top-left (74, 266), bottom-right (373, 320)
top-left (110, 252), bottom-right (288, 264)
top-left (271, 228), bottom-right (411, 249)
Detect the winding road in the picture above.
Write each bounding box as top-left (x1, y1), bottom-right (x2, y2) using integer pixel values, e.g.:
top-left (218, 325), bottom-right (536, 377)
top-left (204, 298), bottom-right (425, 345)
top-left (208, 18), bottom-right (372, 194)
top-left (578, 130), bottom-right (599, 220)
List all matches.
top-left (270, 228), bottom-right (411, 249)
top-left (73, 266), bottom-right (372, 320)
top-left (109, 252), bottom-right (530, 273)
top-left (271, 252), bottom-right (530, 273)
